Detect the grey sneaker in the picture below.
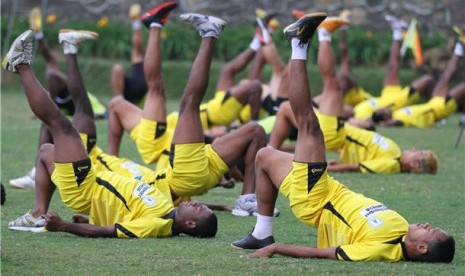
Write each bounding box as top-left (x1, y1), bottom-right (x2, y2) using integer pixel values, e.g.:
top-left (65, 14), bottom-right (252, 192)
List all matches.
top-left (9, 167), bottom-right (35, 189)
top-left (179, 13), bottom-right (226, 38)
top-left (385, 15), bottom-right (407, 31)
top-left (232, 195), bottom-right (258, 217)
top-left (232, 195), bottom-right (280, 217)
top-left (9, 210), bottom-right (46, 233)
top-left (2, 30), bottom-right (34, 73)
top-left (58, 29), bottom-right (99, 54)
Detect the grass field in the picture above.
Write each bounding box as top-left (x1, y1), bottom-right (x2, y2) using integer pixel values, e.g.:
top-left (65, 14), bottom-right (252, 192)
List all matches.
top-left (1, 61), bottom-right (465, 275)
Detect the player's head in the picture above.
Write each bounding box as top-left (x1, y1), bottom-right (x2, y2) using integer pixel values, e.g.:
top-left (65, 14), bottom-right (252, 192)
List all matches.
top-left (401, 149), bottom-right (438, 174)
top-left (405, 223), bottom-right (455, 263)
top-left (176, 201), bottom-right (218, 238)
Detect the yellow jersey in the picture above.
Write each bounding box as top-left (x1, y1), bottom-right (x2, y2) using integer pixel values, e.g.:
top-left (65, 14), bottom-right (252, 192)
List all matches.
top-left (340, 124), bottom-right (402, 173)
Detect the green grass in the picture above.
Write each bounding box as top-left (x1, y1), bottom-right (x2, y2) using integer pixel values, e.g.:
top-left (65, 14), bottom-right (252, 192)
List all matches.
top-left (1, 61), bottom-right (465, 275)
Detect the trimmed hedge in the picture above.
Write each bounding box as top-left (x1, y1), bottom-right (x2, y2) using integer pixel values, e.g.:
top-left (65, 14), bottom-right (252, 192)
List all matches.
top-left (2, 16), bottom-right (447, 67)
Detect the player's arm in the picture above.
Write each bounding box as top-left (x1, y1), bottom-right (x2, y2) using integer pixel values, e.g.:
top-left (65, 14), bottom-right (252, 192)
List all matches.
top-left (327, 161), bottom-right (360, 172)
top-left (247, 243), bottom-right (337, 259)
top-left (45, 211), bottom-right (116, 238)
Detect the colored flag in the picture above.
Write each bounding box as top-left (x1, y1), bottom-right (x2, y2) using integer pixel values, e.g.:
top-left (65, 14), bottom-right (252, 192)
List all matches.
top-left (401, 18), bottom-right (423, 66)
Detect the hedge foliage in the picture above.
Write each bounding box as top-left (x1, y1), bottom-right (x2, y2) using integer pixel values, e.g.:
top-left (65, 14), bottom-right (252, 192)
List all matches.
top-left (2, 16), bottom-right (447, 67)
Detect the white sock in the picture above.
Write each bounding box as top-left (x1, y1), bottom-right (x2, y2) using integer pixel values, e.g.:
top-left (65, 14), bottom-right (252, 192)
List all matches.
top-left (150, 22), bottom-right (163, 29)
top-left (454, 42), bottom-right (464, 57)
top-left (291, 38), bottom-right (308, 60)
top-left (318, 28), bottom-right (331, 42)
top-left (34, 31), bottom-right (44, 41)
top-left (252, 214), bottom-right (273, 239)
top-left (62, 42), bottom-right (78, 55)
top-left (249, 36), bottom-right (261, 52)
top-left (393, 29), bottom-right (403, 41)
top-left (132, 20), bottom-right (141, 30)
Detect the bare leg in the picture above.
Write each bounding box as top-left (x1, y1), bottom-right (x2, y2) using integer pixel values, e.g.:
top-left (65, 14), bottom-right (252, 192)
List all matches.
top-left (248, 50), bottom-right (266, 81)
top-left (314, 36), bottom-right (344, 116)
top-left (30, 144), bottom-right (56, 217)
top-left (229, 80), bottom-right (263, 120)
top-left (216, 48), bottom-right (256, 91)
top-left (131, 26), bottom-right (144, 63)
top-left (17, 65), bottom-right (87, 163)
top-left (110, 64), bottom-right (125, 97)
top-left (141, 27), bottom-right (167, 121)
top-left (449, 82), bottom-right (465, 112)
top-left (172, 37), bottom-right (217, 144)
top-left (66, 54), bottom-right (95, 135)
top-left (212, 123), bottom-right (266, 195)
top-left (431, 54), bottom-right (462, 97)
top-left (383, 40), bottom-right (401, 86)
top-left (107, 27), bottom-right (164, 155)
top-left (339, 28), bottom-right (350, 76)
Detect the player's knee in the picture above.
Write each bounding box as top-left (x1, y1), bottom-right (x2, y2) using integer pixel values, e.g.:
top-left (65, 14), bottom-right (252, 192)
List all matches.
top-left (38, 143), bottom-right (55, 164)
top-left (247, 122), bottom-right (267, 142)
top-left (255, 147), bottom-right (275, 168)
top-left (108, 96), bottom-right (126, 113)
top-left (111, 64), bottom-right (124, 77)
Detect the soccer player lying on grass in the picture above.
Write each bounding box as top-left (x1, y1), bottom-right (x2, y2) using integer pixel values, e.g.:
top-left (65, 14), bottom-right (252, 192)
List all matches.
top-left (4, 12), bottom-right (230, 238)
top-left (268, 17), bottom-right (437, 174)
top-left (232, 13), bottom-right (455, 263)
top-left (367, 31), bottom-right (465, 128)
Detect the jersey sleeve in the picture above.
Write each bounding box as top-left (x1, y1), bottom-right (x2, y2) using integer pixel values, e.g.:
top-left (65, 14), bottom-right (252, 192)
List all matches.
top-left (336, 242), bottom-right (402, 262)
top-left (115, 216), bottom-right (173, 238)
top-left (359, 158), bottom-right (400, 174)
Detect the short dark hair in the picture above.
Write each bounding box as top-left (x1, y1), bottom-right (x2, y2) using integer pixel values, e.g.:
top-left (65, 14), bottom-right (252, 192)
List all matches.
top-left (415, 236), bottom-right (455, 263)
top-left (191, 212), bottom-right (218, 238)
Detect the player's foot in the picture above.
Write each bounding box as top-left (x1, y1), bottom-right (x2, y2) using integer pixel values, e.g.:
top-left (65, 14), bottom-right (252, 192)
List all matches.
top-left (453, 25), bottom-right (465, 46)
top-left (231, 195), bottom-right (258, 217)
top-left (2, 30), bottom-right (34, 73)
top-left (231, 234), bottom-right (275, 249)
top-left (141, 1), bottom-right (178, 28)
top-left (59, 29), bottom-right (98, 54)
top-left (319, 16), bottom-right (350, 33)
top-left (215, 176), bottom-right (236, 189)
top-left (180, 13), bottom-right (226, 38)
top-left (129, 3), bottom-right (141, 21)
top-left (255, 9), bottom-right (279, 32)
top-left (29, 7), bottom-right (42, 32)
top-left (28, 7), bottom-right (42, 32)
top-left (283, 12), bottom-right (327, 44)
top-left (9, 167), bottom-right (36, 189)
top-left (8, 210), bottom-right (46, 233)
top-left (339, 9), bottom-right (351, 22)
top-left (255, 17), bottom-right (270, 45)
top-left (385, 15), bottom-right (407, 31)
top-left (231, 195), bottom-right (280, 217)
top-left (291, 9), bottom-right (306, 20)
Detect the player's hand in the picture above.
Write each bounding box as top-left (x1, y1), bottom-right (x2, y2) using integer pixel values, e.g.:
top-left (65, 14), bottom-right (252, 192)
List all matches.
top-left (72, 214), bottom-right (89, 224)
top-left (44, 211), bottom-right (64, 231)
top-left (242, 244), bottom-right (276, 258)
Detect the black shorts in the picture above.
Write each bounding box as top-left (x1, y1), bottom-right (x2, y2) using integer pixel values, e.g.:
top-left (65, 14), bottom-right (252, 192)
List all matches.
top-left (54, 88), bottom-right (75, 116)
top-left (124, 62), bottom-right (148, 103)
